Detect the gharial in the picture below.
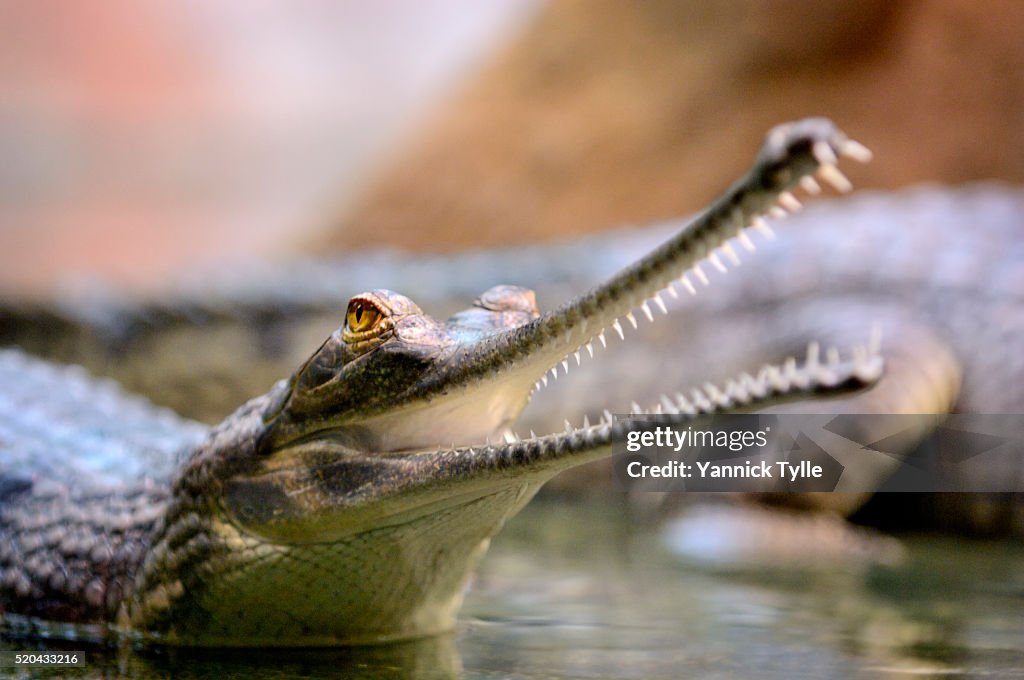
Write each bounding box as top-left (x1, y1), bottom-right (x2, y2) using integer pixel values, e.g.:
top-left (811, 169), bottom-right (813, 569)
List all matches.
top-left (0, 119), bottom-right (876, 646)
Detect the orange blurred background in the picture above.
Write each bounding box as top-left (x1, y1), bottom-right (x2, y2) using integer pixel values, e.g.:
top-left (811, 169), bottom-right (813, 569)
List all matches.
top-left (0, 0), bottom-right (537, 296)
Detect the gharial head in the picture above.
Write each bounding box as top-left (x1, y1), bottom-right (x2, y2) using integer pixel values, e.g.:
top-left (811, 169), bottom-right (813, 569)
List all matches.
top-left (258, 284), bottom-right (543, 454)
top-left (254, 118), bottom-right (876, 465)
top-left (144, 119), bottom-right (878, 646)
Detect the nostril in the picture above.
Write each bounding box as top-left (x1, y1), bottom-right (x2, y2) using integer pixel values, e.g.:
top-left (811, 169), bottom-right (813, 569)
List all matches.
top-left (476, 285), bottom-right (540, 316)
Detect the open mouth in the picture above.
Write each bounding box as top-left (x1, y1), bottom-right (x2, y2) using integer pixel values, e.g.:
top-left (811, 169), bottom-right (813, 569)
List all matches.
top-left (467, 118), bottom-right (878, 450)
top-left (206, 120), bottom-right (887, 598)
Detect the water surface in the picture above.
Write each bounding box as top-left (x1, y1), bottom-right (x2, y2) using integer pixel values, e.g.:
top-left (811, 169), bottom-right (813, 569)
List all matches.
top-left (3, 499), bottom-right (1022, 679)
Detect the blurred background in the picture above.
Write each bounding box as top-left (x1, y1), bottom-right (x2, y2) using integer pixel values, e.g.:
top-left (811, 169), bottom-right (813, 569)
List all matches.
top-left (2, 0), bottom-right (1024, 297)
top-left (0, 0), bottom-right (538, 295)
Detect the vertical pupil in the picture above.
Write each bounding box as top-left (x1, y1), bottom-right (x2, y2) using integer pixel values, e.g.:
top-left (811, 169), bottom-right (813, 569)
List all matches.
top-left (355, 305), bottom-right (363, 322)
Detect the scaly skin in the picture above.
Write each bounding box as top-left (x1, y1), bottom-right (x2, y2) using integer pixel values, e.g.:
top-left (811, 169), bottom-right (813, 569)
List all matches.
top-left (0, 119), bottom-right (875, 645)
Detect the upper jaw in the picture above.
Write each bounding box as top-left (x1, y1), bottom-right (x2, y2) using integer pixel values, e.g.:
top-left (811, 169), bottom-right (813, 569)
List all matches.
top-left (407, 119), bottom-right (871, 435)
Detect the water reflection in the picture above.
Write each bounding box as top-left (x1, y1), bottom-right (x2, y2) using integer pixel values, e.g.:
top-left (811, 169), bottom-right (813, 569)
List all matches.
top-left (3, 499), bottom-right (1023, 679)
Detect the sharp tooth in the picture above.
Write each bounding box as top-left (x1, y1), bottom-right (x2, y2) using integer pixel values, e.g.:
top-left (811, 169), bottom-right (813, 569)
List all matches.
top-left (806, 341), bottom-right (820, 368)
top-left (703, 382), bottom-right (727, 404)
top-left (840, 139), bottom-right (873, 162)
top-left (654, 403), bottom-right (663, 414)
top-left (779, 191), bottom-right (802, 212)
top-left (665, 283), bottom-right (679, 299)
top-left (693, 265), bottom-right (709, 286)
top-left (582, 415), bottom-right (591, 428)
top-left (550, 367), bottom-right (558, 380)
top-left (504, 431), bottom-right (517, 444)
top-left (738, 230), bottom-right (756, 252)
top-left (626, 312), bottom-right (638, 329)
top-left (541, 375), bottom-right (549, 387)
top-left (530, 430), bottom-right (537, 439)
top-left (603, 409), bottom-right (613, 424)
top-left (585, 342), bottom-right (595, 358)
top-left (652, 293), bottom-right (668, 314)
top-left (721, 243), bottom-right (741, 266)
top-left (598, 331), bottom-right (608, 348)
top-left (640, 302), bottom-right (654, 322)
top-left (759, 365), bottom-right (783, 388)
top-left (561, 359), bottom-right (570, 374)
top-left (660, 394), bottom-right (679, 414)
top-left (630, 401), bottom-right (643, 414)
top-left (724, 379), bottom-right (747, 402)
top-left (769, 206), bottom-right (787, 219)
top-left (819, 164), bottom-right (853, 193)
top-left (761, 366), bottom-right (782, 387)
top-left (812, 140), bottom-right (838, 166)
top-left (741, 372), bottom-right (765, 399)
top-left (800, 176), bottom-right (821, 194)
top-left (746, 372), bottom-right (768, 398)
top-left (827, 347), bottom-right (840, 365)
top-left (564, 419), bottom-right (574, 433)
top-left (783, 356), bottom-right (797, 377)
top-left (708, 252), bottom-right (727, 273)
top-left (753, 217), bottom-right (776, 239)
top-left (574, 350), bottom-right (582, 365)
top-left (680, 275), bottom-right (697, 295)
top-left (613, 320), bottom-right (625, 339)
top-left (793, 359), bottom-right (812, 388)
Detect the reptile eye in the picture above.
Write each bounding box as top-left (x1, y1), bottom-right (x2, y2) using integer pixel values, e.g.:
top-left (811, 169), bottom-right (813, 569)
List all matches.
top-left (346, 300), bottom-right (382, 333)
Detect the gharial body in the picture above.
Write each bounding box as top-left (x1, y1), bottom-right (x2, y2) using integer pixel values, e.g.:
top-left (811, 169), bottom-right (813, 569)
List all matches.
top-left (0, 119), bottom-right (886, 646)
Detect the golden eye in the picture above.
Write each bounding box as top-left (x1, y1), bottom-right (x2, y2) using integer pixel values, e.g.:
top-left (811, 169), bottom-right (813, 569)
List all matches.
top-left (346, 300), bottom-right (382, 333)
